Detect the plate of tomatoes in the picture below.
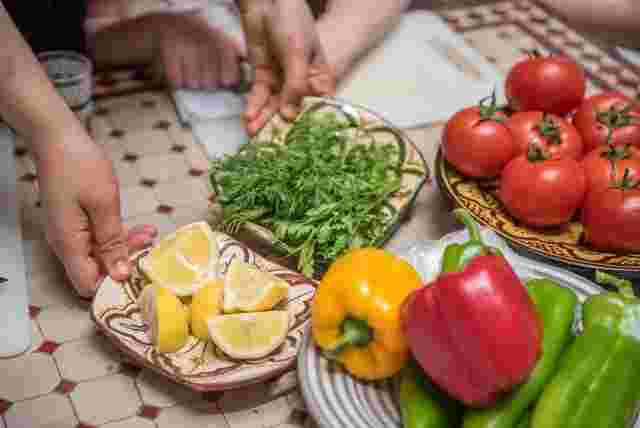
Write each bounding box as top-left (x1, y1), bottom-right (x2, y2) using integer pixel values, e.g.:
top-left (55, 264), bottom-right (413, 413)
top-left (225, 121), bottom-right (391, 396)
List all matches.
top-left (436, 51), bottom-right (640, 274)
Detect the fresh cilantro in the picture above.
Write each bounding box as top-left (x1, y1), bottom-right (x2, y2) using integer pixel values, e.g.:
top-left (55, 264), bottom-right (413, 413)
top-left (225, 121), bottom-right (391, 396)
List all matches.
top-left (210, 110), bottom-right (402, 277)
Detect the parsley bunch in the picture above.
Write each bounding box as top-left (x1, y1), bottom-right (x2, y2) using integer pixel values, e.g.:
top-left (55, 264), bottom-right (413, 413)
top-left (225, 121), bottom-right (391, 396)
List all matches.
top-left (210, 111), bottom-right (402, 277)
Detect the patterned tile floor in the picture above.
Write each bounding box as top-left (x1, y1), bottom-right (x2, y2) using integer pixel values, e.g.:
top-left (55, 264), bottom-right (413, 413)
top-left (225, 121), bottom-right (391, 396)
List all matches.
top-left (3, 1), bottom-right (639, 427)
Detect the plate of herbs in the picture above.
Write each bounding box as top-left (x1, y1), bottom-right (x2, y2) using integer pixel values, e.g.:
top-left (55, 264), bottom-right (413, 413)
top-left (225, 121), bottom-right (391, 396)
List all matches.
top-left (209, 97), bottom-right (429, 279)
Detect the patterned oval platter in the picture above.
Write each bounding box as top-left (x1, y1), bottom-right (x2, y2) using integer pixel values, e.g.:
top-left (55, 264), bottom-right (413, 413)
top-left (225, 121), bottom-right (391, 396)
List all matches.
top-left (91, 232), bottom-right (316, 391)
top-left (297, 229), bottom-right (635, 428)
top-left (210, 96), bottom-right (430, 279)
top-left (434, 148), bottom-right (640, 274)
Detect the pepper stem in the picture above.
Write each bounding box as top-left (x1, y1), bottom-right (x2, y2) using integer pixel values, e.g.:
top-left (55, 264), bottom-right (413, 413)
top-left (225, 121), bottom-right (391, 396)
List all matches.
top-left (595, 270), bottom-right (635, 298)
top-left (453, 208), bottom-right (483, 243)
top-left (323, 318), bottom-right (373, 360)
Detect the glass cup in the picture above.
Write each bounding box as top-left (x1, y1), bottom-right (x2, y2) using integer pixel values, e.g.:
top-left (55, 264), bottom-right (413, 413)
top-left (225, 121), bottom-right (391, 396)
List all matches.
top-left (37, 50), bottom-right (94, 126)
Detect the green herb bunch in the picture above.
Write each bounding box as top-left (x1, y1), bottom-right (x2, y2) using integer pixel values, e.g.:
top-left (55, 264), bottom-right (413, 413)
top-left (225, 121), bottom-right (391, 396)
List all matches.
top-left (210, 111), bottom-right (403, 277)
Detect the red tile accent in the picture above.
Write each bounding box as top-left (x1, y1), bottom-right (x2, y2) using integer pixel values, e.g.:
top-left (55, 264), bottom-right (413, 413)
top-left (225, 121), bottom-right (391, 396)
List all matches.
top-left (202, 391), bottom-right (224, 402)
top-left (153, 120), bottom-right (172, 130)
top-left (109, 129), bottom-right (125, 138)
top-left (29, 305), bottom-right (41, 319)
top-left (20, 173), bottom-right (37, 182)
top-left (55, 379), bottom-right (77, 395)
top-left (36, 340), bottom-right (60, 354)
top-left (0, 399), bottom-right (12, 415)
top-left (123, 153), bottom-right (139, 163)
top-left (94, 107), bottom-right (109, 116)
top-left (141, 99), bottom-right (157, 108)
top-left (13, 147), bottom-right (28, 157)
top-left (138, 405), bottom-right (162, 420)
top-left (189, 168), bottom-right (205, 177)
top-left (156, 205), bottom-right (174, 214)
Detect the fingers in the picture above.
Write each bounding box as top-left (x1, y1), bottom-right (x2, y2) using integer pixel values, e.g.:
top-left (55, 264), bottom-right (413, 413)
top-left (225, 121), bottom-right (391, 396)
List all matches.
top-left (45, 202), bottom-right (101, 298)
top-left (162, 36), bottom-right (183, 88)
top-left (217, 35), bottom-right (240, 88)
top-left (245, 80), bottom-right (272, 121)
top-left (85, 184), bottom-right (132, 284)
top-left (266, 0), bottom-right (316, 120)
top-left (247, 95), bottom-right (279, 136)
top-left (125, 224), bottom-right (157, 251)
top-left (237, 0), bottom-right (272, 69)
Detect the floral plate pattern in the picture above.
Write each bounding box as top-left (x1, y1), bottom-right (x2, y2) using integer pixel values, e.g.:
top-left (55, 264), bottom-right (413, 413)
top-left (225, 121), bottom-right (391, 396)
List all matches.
top-left (434, 148), bottom-right (640, 273)
top-left (91, 232), bottom-right (316, 391)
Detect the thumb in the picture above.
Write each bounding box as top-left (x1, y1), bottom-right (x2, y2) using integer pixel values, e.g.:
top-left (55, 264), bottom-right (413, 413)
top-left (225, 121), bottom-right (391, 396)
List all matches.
top-left (88, 192), bottom-right (131, 282)
top-left (266, 1), bottom-right (312, 120)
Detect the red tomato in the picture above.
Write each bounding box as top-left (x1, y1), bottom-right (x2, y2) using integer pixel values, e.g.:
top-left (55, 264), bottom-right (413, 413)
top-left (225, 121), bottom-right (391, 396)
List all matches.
top-left (443, 97), bottom-right (517, 178)
top-left (582, 171), bottom-right (640, 252)
top-left (582, 145), bottom-right (640, 194)
top-left (573, 91), bottom-right (640, 152)
top-left (505, 53), bottom-right (586, 116)
top-left (506, 111), bottom-right (583, 159)
top-left (499, 145), bottom-right (586, 227)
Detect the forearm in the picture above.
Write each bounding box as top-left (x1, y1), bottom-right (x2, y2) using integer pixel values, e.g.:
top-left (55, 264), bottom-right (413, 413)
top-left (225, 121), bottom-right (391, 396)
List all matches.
top-left (316, 0), bottom-right (410, 78)
top-left (538, 0), bottom-right (640, 34)
top-left (0, 4), bottom-right (85, 159)
top-left (87, 12), bottom-right (167, 69)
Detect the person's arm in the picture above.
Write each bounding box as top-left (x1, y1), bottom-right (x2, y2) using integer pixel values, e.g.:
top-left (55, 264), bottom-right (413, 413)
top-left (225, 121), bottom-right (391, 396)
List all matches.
top-left (315, 0), bottom-right (410, 79)
top-left (537, 0), bottom-right (640, 47)
top-left (87, 10), bottom-right (242, 90)
top-left (0, 3), bottom-right (86, 158)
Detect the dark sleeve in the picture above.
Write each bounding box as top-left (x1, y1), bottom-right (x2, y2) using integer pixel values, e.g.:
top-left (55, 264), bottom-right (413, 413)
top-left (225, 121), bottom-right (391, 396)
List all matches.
top-left (3, 0), bottom-right (88, 55)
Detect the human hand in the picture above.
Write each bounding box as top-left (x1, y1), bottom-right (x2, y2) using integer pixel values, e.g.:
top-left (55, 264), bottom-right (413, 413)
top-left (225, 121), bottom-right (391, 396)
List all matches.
top-left (238, 0), bottom-right (337, 135)
top-left (34, 129), bottom-right (157, 298)
top-left (155, 11), bottom-right (245, 90)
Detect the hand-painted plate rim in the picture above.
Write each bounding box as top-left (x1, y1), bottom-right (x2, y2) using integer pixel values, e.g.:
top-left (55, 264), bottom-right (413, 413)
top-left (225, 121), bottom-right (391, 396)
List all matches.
top-left (91, 231), bottom-right (316, 392)
top-left (297, 229), bottom-right (612, 428)
top-left (434, 147), bottom-right (640, 273)
top-left (213, 96), bottom-right (430, 280)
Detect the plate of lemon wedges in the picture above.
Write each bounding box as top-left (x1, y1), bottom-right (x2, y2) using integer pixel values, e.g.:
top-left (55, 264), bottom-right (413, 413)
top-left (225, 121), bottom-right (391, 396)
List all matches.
top-left (91, 222), bottom-right (316, 391)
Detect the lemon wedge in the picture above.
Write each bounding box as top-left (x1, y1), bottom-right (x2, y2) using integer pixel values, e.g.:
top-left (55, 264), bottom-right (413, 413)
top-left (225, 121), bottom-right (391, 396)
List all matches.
top-left (190, 278), bottom-right (224, 340)
top-left (138, 284), bottom-right (190, 354)
top-left (140, 222), bottom-right (219, 297)
top-left (223, 258), bottom-right (290, 313)
top-left (207, 311), bottom-right (290, 359)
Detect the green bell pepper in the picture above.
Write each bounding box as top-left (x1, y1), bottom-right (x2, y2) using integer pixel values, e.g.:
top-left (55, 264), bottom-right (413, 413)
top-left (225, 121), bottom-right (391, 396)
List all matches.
top-left (531, 271), bottom-right (640, 428)
top-left (399, 360), bottom-right (462, 428)
top-left (516, 411), bottom-right (532, 428)
top-left (441, 209), bottom-right (502, 274)
top-left (462, 278), bottom-right (578, 428)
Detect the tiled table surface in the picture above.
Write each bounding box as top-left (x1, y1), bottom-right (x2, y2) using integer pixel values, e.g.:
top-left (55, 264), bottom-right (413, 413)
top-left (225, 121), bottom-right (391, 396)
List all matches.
top-left (4, 1), bottom-right (640, 427)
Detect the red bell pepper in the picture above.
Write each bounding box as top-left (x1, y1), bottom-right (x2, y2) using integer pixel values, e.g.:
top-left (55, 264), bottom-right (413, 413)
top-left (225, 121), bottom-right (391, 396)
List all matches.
top-left (401, 209), bottom-right (542, 408)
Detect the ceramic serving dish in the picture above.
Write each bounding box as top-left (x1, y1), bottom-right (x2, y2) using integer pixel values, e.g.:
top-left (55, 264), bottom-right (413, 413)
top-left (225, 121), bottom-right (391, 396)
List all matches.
top-left (91, 232), bottom-right (316, 392)
top-left (434, 148), bottom-right (640, 276)
top-left (209, 96), bottom-right (430, 279)
top-left (297, 228), bottom-right (623, 428)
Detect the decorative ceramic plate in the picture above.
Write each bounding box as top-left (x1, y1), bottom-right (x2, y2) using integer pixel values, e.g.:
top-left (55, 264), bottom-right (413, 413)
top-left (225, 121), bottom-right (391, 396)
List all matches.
top-left (434, 148), bottom-right (640, 274)
top-left (297, 228), bottom-right (617, 428)
top-left (210, 96), bottom-right (429, 279)
top-left (91, 232), bottom-right (316, 392)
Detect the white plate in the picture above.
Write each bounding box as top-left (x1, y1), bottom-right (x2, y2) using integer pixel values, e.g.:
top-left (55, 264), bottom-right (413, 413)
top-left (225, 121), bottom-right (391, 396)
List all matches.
top-left (297, 228), bottom-right (612, 428)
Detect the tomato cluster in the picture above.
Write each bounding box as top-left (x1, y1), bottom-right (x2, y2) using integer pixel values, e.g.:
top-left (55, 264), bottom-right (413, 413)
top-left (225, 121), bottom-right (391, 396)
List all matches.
top-left (442, 52), bottom-right (640, 253)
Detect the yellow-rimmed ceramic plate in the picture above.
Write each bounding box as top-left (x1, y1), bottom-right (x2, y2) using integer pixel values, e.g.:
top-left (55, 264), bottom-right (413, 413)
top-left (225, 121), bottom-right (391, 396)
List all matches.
top-left (434, 147), bottom-right (640, 275)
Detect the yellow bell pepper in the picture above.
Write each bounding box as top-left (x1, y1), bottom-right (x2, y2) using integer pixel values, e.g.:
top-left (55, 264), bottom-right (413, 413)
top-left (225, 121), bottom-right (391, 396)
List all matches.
top-left (311, 248), bottom-right (423, 381)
